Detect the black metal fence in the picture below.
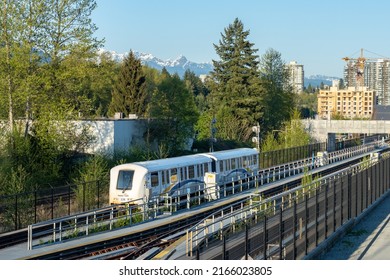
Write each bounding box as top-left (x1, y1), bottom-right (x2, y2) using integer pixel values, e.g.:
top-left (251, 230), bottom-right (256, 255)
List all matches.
top-left (260, 142), bottom-right (327, 169)
top-left (186, 156), bottom-right (390, 260)
top-left (0, 139), bottom-right (365, 234)
top-left (0, 180), bottom-right (108, 233)
top-left (259, 138), bottom-right (364, 169)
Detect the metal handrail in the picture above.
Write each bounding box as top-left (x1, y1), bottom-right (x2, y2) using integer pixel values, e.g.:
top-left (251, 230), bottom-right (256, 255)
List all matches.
top-left (26, 140), bottom-right (385, 250)
top-left (185, 149), bottom-right (386, 256)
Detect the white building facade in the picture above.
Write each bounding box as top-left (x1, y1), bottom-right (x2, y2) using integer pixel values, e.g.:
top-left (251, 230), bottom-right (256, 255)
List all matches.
top-left (285, 61), bottom-right (304, 93)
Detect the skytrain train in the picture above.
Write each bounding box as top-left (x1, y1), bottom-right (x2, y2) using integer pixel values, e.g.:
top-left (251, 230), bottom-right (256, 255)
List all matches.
top-left (109, 148), bottom-right (259, 204)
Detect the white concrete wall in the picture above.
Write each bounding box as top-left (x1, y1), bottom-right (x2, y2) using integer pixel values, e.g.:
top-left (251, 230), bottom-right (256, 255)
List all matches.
top-left (113, 119), bottom-right (147, 153)
top-left (302, 119), bottom-right (390, 142)
top-left (78, 119), bottom-right (149, 156)
top-left (80, 120), bottom-right (115, 155)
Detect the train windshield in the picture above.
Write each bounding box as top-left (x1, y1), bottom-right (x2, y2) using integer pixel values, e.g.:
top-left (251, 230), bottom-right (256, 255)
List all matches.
top-left (117, 170), bottom-right (134, 191)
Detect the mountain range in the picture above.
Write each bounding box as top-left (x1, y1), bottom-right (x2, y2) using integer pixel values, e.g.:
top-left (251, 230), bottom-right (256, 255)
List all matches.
top-left (304, 75), bottom-right (341, 88)
top-left (99, 49), bottom-right (213, 77)
top-left (99, 49), bottom-right (340, 86)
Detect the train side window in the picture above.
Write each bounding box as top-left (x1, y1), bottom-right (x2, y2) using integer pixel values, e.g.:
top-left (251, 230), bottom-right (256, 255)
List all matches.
top-left (180, 167), bottom-right (187, 181)
top-left (204, 163), bottom-right (209, 173)
top-left (232, 158), bottom-right (236, 169)
top-left (219, 161), bottom-right (224, 172)
top-left (253, 155), bottom-right (258, 165)
top-left (243, 156), bottom-right (248, 167)
top-left (170, 168), bottom-right (178, 183)
top-left (161, 170), bottom-right (166, 185)
top-left (151, 172), bottom-right (159, 187)
top-left (188, 165), bottom-right (195, 178)
top-left (117, 170), bottom-right (134, 190)
top-left (226, 159), bottom-right (231, 170)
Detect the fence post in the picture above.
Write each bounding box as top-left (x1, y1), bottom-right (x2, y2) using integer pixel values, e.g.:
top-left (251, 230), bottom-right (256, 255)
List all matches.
top-left (83, 182), bottom-right (86, 212)
top-left (366, 168), bottom-right (369, 209)
top-left (315, 187), bottom-right (319, 247)
top-left (279, 206), bottom-right (283, 260)
top-left (348, 173), bottom-right (352, 220)
top-left (51, 187), bottom-right (54, 220)
top-left (222, 235), bottom-right (226, 260)
top-left (245, 224), bottom-right (249, 260)
top-left (263, 215), bottom-right (267, 260)
top-left (15, 194), bottom-right (18, 231)
top-left (34, 190), bottom-right (37, 224)
top-left (293, 199), bottom-right (297, 260)
top-left (325, 180), bottom-right (329, 239)
top-left (27, 224), bottom-right (32, 250)
top-left (97, 180), bottom-right (100, 209)
top-left (305, 193), bottom-right (308, 256)
top-left (333, 180), bottom-right (337, 233)
top-left (68, 184), bottom-right (71, 216)
top-left (341, 177), bottom-right (344, 225)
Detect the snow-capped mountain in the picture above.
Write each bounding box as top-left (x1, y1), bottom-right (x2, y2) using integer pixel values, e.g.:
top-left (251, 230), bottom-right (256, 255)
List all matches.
top-left (98, 49), bottom-right (341, 84)
top-left (98, 49), bottom-right (213, 77)
top-left (304, 75), bottom-right (341, 88)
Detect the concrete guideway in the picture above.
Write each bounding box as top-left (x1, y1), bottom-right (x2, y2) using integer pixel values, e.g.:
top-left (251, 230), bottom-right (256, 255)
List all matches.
top-left (0, 141), bottom-right (387, 260)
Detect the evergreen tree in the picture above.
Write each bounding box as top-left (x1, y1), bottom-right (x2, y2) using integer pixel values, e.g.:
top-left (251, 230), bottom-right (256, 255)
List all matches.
top-left (108, 51), bottom-right (148, 117)
top-left (183, 69), bottom-right (209, 112)
top-left (149, 73), bottom-right (199, 155)
top-left (209, 18), bottom-right (263, 137)
top-left (260, 48), bottom-right (295, 134)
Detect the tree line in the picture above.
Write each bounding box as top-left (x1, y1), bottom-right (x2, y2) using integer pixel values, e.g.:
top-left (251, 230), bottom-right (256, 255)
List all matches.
top-left (0, 1), bottom-right (313, 195)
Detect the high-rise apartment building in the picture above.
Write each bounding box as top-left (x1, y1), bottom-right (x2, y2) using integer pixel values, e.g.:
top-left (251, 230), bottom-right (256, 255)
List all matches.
top-left (285, 61), bottom-right (304, 93)
top-left (344, 59), bottom-right (390, 105)
top-left (317, 85), bottom-right (375, 119)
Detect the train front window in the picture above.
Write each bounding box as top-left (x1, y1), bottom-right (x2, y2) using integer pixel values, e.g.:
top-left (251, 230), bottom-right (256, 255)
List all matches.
top-left (151, 172), bottom-right (159, 187)
top-left (117, 170), bottom-right (134, 191)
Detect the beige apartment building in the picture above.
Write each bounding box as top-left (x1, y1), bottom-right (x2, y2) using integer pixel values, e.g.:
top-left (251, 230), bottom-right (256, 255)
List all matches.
top-left (317, 85), bottom-right (375, 119)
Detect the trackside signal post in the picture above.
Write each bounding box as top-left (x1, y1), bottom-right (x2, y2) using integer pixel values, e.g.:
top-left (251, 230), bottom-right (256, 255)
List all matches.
top-left (252, 123), bottom-right (260, 152)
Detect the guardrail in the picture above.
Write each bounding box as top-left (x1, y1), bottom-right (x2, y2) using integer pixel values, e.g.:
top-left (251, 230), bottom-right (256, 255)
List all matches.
top-left (184, 150), bottom-right (390, 260)
top-left (26, 140), bottom-right (386, 250)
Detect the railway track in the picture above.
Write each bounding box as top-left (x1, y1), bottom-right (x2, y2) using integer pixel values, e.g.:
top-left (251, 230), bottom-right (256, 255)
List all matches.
top-left (26, 208), bottom-right (225, 259)
top-left (2, 142), bottom-right (387, 259)
top-left (23, 148), bottom-right (388, 259)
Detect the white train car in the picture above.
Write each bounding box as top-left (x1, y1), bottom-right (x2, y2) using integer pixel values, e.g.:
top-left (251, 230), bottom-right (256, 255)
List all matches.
top-left (204, 148), bottom-right (259, 181)
top-left (109, 148), bottom-right (259, 205)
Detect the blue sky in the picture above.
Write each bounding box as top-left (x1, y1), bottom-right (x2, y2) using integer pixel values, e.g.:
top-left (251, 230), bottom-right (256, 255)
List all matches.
top-left (92, 0), bottom-right (390, 77)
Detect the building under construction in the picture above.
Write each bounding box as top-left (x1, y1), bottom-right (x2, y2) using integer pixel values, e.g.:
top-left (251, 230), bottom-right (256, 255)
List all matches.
top-left (343, 49), bottom-right (390, 105)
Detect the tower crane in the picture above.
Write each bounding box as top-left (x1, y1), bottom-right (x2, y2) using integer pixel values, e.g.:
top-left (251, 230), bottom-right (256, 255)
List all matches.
top-left (342, 48), bottom-right (366, 87)
top-left (342, 48), bottom-right (390, 88)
